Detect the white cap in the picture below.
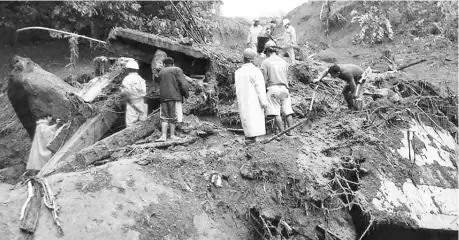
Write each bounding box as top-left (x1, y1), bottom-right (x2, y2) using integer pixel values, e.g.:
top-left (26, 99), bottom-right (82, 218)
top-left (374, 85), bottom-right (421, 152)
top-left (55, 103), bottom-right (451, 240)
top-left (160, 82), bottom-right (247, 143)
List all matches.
top-left (254, 18), bottom-right (260, 22)
top-left (243, 48), bottom-right (257, 59)
top-left (125, 60), bottom-right (139, 70)
top-left (283, 19), bottom-right (290, 26)
top-left (264, 40), bottom-right (276, 49)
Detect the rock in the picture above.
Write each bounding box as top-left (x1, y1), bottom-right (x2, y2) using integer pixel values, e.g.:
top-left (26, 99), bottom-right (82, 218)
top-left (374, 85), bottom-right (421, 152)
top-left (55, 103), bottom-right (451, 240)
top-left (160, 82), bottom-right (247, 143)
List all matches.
top-left (8, 56), bottom-right (77, 137)
top-left (290, 60), bottom-right (320, 84)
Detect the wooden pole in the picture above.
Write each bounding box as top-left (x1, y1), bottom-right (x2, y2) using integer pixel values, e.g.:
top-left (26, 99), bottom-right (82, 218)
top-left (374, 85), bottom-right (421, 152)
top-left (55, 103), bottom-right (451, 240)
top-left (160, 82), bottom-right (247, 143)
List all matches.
top-left (264, 85), bottom-right (319, 144)
top-left (397, 59), bottom-right (427, 71)
top-left (16, 27), bottom-right (106, 44)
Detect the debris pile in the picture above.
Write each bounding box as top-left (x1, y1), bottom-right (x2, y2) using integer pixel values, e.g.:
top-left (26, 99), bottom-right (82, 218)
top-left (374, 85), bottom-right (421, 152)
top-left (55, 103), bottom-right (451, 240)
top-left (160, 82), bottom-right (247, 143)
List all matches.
top-left (1, 28), bottom-right (457, 240)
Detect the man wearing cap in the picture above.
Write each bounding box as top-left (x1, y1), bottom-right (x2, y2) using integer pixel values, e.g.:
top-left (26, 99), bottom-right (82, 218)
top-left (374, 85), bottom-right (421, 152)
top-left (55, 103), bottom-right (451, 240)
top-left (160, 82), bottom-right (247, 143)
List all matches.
top-left (261, 41), bottom-right (295, 135)
top-left (257, 20), bottom-right (276, 55)
top-left (235, 48), bottom-right (269, 143)
top-left (277, 19), bottom-right (297, 64)
top-left (247, 18), bottom-right (263, 52)
top-left (156, 57), bottom-right (189, 142)
top-left (121, 60), bottom-right (147, 128)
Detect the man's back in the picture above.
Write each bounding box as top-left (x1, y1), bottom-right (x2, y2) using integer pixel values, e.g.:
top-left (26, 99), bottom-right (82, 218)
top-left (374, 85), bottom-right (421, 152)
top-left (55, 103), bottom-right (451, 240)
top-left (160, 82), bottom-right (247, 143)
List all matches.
top-left (122, 72), bottom-right (146, 100)
top-left (261, 55), bottom-right (289, 88)
top-left (337, 64), bottom-right (364, 83)
top-left (158, 66), bottom-right (188, 101)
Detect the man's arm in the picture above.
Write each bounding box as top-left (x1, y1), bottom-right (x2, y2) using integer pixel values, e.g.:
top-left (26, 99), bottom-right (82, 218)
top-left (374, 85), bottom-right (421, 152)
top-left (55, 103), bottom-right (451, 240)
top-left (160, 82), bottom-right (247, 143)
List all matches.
top-left (290, 27), bottom-right (297, 46)
top-left (247, 27), bottom-right (251, 44)
top-left (250, 70), bottom-right (269, 109)
top-left (176, 69), bottom-right (189, 99)
top-left (260, 62), bottom-right (269, 85)
top-left (313, 69), bottom-right (329, 83)
top-left (345, 73), bottom-right (357, 97)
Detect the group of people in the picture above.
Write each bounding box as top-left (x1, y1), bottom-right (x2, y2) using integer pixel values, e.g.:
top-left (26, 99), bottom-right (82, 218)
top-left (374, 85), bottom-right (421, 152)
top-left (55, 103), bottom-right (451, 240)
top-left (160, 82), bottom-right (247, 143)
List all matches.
top-left (247, 18), bottom-right (298, 64)
top-left (121, 58), bottom-right (188, 142)
top-left (121, 18), bottom-right (367, 144)
top-left (235, 41), bottom-right (295, 143)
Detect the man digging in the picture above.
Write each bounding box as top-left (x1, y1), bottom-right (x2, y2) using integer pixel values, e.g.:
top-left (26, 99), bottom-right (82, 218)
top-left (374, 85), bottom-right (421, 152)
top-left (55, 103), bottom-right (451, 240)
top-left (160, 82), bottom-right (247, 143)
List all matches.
top-left (155, 57), bottom-right (189, 142)
top-left (314, 64), bottom-right (366, 111)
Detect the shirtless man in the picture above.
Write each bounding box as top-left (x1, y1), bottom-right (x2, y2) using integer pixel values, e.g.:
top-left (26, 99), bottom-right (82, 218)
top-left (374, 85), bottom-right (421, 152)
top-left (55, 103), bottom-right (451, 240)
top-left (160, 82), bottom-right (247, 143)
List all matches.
top-left (314, 64), bottom-right (365, 110)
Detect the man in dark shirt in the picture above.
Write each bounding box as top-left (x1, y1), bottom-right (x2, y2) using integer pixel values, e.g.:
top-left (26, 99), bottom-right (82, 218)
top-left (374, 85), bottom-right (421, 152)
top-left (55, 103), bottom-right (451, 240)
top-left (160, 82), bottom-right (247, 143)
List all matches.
top-left (155, 57), bottom-right (189, 142)
top-left (314, 64), bottom-right (365, 110)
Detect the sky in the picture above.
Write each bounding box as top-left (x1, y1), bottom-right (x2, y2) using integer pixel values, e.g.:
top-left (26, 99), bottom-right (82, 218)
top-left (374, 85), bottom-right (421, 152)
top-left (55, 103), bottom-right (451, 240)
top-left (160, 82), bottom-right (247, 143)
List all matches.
top-left (220, 0), bottom-right (308, 19)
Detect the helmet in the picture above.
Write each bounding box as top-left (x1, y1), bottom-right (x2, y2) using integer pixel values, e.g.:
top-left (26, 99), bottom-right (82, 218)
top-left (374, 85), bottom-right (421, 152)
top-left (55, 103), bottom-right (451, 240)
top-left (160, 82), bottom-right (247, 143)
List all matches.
top-left (125, 60), bottom-right (139, 70)
top-left (243, 48), bottom-right (257, 59)
top-left (264, 40), bottom-right (276, 49)
top-left (283, 19), bottom-right (290, 26)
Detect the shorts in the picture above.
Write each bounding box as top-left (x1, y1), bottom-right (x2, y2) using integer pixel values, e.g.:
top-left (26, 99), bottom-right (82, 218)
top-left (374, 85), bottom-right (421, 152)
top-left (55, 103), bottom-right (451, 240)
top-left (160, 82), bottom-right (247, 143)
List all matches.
top-left (266, 85), bottom-right (294, 116)
top-left (160, 101), bottom-right (183, 123)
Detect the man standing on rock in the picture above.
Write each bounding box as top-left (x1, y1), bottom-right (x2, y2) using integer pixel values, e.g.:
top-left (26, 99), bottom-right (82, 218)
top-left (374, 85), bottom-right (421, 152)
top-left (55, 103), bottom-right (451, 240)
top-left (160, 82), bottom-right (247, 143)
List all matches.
top-left (277, 19), bottom-right (297, 64)
top-left (235, 48), bottom-right (269, 143)
top-left (314, 64), bottom-right (365, 110)
top-left (261, 41), bottom-right (295, 136)
top-left (121, 60), bottom-right (147, 127)
top-left (247, 18), bottom-right (263, 52)
top-left (156, 57), bottom-right (189, 142)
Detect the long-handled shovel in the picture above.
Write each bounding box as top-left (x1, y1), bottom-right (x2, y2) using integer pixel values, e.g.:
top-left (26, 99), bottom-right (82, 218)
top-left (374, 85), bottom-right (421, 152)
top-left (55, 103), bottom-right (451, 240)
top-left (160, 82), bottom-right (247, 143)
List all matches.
top-left (264, 85), bottom-right (319, 144)
top-left (354, 67), bottom-right (372, 111)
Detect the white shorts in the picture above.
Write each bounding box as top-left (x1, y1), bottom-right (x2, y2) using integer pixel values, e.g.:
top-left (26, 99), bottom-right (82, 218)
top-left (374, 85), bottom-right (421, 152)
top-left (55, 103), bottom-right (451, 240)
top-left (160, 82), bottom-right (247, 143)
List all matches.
top-left (266, 85), bottom-right (294, 116)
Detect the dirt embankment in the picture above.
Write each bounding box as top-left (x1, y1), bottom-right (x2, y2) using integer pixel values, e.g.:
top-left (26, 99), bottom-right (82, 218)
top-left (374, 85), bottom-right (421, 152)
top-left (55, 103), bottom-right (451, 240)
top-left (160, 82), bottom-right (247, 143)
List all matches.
top-left (287, 1), bottom-right (458, 92)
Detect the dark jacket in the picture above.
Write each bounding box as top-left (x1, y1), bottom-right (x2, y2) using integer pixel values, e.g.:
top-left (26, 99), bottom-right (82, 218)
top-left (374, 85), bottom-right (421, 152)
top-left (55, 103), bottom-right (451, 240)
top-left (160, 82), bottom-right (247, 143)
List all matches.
top-left (156, 66), bottom-right (189, 102)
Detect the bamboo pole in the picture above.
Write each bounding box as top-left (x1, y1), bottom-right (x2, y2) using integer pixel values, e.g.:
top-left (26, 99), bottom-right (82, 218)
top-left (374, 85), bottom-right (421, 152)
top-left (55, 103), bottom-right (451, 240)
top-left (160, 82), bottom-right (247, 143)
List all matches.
top-left (16, 27), bottom-right (107, 44)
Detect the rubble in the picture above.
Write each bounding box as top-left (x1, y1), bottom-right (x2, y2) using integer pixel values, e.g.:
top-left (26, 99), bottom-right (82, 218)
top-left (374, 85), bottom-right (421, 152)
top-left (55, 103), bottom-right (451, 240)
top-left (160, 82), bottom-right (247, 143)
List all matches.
top-left (2, 19), bottom-right (458, 240)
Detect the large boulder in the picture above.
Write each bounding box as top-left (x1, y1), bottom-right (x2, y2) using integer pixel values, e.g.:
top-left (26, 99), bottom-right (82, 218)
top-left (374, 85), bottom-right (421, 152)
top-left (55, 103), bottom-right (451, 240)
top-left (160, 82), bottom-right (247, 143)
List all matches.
top-left (7, 56), bottom-right (77, 137)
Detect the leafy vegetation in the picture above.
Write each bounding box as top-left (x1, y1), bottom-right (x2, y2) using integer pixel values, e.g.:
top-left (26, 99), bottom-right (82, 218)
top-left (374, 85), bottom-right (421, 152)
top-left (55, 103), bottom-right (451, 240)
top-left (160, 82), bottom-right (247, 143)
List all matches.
top-left (322, 1), bottom-right (459, 44)
top-left (0, 1), bottom-right (223, 41)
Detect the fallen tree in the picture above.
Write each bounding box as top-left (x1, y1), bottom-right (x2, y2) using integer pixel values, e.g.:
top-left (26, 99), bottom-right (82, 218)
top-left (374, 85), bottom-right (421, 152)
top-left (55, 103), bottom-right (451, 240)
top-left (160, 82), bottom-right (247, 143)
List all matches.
top-left (41, 111), bottom-right (161, 175)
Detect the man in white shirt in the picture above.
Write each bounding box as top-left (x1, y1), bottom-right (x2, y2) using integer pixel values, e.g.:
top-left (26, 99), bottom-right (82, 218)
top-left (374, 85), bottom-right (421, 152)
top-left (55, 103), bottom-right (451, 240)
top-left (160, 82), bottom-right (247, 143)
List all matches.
top-left (277, 19), bottom-right (297, 64)
top-left (121, 60), bottom-right (147, 127)
top-left (235, 48), bottom-right (269, 143)
top-left (247, 18), bottom-right (263, 52)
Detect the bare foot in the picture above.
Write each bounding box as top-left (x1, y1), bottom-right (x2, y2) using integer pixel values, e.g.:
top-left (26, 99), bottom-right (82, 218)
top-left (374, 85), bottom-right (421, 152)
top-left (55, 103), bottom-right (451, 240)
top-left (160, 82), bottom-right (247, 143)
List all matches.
top-left (155, 136), bottom-right (167, 142)
top-left (170, 135), bottom-right (181, 141)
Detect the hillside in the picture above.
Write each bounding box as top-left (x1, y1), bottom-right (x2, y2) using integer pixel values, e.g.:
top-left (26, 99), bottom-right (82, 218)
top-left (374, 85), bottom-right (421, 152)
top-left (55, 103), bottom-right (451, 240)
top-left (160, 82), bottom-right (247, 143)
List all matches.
top-left (287, 1), bottom-right (458, 92)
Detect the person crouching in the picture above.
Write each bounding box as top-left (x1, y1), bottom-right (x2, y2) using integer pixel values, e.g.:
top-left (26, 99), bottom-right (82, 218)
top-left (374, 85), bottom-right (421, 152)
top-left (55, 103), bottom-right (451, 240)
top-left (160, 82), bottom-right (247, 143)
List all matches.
top-left (155, 57), bottom-right (189, 142)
